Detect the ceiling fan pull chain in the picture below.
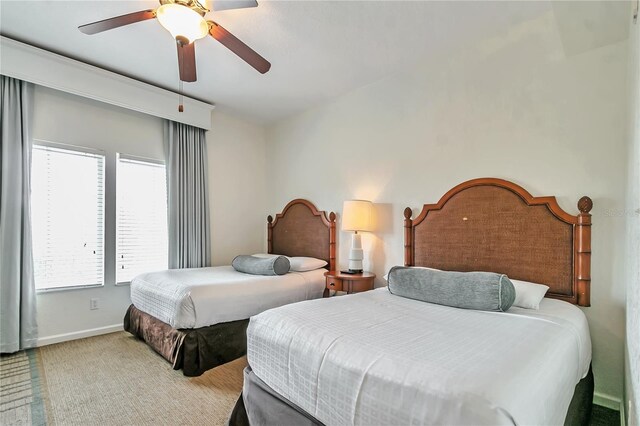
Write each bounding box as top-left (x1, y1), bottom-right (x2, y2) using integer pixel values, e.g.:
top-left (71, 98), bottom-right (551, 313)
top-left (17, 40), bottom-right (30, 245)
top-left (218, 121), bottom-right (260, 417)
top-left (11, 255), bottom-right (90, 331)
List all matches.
top-left (178, 80), bottom-right (184, 112)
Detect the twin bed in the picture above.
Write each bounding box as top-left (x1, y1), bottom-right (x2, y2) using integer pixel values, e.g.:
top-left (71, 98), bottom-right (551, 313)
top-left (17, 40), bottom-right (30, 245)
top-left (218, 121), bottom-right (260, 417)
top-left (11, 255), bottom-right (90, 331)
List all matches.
top-left (125, 178), bottom-right (595, 425)
top-left (230, 178), bottom-right (595, 425)
top-left (124, 199), bottom-right (336, 376)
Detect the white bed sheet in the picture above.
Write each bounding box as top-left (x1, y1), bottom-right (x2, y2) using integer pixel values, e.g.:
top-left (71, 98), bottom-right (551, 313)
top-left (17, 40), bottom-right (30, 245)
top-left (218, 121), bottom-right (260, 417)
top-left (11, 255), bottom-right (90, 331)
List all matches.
top-left (130, 266), bottom-right (326, 329)
top-left (247, 288), bottom-right (592, 426)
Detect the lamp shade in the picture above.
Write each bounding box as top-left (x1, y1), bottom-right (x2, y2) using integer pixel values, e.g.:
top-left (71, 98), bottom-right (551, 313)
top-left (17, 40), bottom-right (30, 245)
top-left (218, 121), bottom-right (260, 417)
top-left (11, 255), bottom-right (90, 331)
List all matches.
top-left (156, 3), bottom-right (209, 44)
top-left (342, 200), bottom-right (373, 232)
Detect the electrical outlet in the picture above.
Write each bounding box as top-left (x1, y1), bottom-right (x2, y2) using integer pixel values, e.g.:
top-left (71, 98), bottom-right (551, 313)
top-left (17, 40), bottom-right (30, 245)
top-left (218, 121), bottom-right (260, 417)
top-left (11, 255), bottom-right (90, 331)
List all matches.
top-left (90, 298), bottom-right (99, 310)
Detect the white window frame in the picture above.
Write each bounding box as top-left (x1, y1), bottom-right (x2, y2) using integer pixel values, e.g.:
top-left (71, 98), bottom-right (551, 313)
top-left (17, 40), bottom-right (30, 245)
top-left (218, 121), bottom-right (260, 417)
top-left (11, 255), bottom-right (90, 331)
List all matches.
top-left (114, 153), bottom-right (167, 286)
top-left (32, 140), bottom-right (106, 293)
top-left (31, 140), bottom-right (167, 292)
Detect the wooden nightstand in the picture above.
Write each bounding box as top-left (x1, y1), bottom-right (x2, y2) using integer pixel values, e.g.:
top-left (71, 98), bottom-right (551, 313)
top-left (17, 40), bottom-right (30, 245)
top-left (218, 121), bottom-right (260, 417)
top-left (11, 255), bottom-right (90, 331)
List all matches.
top-left (323, 271), bottom-right (376, 297)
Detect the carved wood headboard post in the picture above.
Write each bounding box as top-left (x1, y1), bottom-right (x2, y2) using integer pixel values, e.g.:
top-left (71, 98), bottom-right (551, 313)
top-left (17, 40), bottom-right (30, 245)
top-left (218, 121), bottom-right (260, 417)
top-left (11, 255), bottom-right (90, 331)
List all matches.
top-left (576, 196), bottom-right (593, 306)
top-left (329, 212), bottom-right (337, 272)
top-left (404, 207), bottom-right (413, 266)
top-left (267, 215), bottom-right (274, 254)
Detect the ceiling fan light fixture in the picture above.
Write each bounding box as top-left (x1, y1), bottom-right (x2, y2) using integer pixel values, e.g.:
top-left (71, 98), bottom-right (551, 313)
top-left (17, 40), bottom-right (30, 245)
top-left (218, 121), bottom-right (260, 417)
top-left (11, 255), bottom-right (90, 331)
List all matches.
top-left (156, 3), bottom-right (209, 44)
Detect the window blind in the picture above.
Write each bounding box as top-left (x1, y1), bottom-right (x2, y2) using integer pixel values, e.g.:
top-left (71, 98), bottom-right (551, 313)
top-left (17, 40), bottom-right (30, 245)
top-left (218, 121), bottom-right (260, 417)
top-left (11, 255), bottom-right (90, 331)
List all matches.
top-left (116, 156), bottom-right (168, 283)
top-left (31, 145), bottom-right (105, 290)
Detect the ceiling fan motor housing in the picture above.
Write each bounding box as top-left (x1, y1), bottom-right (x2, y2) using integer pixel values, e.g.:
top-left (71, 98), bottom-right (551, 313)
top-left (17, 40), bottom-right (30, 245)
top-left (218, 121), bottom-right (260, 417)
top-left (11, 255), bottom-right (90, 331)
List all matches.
top-left (159, 0), bottom-right (209, 16)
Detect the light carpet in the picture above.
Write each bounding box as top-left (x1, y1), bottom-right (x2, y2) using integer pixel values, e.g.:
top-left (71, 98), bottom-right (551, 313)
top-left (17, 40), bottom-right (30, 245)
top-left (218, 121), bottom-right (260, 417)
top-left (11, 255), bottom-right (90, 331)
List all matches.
top-left (2, 332), bottom-right (246, 425)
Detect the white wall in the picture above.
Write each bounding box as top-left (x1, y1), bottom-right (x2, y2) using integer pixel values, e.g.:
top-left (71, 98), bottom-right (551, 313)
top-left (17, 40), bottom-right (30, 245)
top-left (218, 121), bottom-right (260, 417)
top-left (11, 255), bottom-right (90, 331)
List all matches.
top-left (32, 86), bottom-right (164, 344)
top-left (207, 111), bottom-right (268, 266)
top-left (624, 10), bottom-right (640, 425)
top-left (266, 11), bottom-right (628, 404)
top-left (33, 88), bottom-right (267, 344)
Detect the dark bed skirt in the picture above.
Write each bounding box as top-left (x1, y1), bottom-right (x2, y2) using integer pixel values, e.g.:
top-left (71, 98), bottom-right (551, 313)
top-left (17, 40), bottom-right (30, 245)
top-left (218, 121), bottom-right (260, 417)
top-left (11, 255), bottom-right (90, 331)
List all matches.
top-left (123, 304), bottom-right (249, 377)
top-left (228, 365), bottom-right (594, 426)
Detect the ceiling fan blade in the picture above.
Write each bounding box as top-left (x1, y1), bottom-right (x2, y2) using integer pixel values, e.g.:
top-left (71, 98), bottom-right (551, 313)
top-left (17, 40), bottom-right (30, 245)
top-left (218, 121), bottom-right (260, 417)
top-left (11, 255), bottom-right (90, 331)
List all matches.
top-left (79, 10), bottom-right (156, 35)
top-left (208, 21), bottom-right (271, 74)
top-left (177, 42), bottom-right (197, 82)
top-left (212, 0), bottom-right (258, 12)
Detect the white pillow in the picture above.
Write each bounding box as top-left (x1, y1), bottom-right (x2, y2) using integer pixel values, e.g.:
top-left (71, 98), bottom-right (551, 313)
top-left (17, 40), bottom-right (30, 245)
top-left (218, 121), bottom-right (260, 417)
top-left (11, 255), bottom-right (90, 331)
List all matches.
top-left (511, 279), bottom-right (549, 310)
top-left (289, 256), bottom-right (327, 272)
top-left (251, 254), bottom-right (327, 272)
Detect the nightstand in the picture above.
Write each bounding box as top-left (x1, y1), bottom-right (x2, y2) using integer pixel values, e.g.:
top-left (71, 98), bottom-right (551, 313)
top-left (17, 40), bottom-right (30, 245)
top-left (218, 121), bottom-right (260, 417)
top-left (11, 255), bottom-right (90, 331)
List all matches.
top-left (323, 271), bottom-right (376, 297)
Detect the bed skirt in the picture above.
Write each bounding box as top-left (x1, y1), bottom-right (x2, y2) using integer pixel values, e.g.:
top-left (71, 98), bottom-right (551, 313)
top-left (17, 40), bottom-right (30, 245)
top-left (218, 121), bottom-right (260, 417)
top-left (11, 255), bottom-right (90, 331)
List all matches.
top-left (228, 365), bottom-right (594, 426)
top-left (124, 304), bottom-right (249, 377)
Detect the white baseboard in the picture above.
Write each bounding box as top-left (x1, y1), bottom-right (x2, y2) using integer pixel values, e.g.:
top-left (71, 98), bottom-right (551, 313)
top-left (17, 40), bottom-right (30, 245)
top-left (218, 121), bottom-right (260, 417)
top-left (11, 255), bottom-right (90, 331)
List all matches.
top-left (594, 391), bottom-right (623, 411)
top-left (37, 324), bottom-right (123, 347)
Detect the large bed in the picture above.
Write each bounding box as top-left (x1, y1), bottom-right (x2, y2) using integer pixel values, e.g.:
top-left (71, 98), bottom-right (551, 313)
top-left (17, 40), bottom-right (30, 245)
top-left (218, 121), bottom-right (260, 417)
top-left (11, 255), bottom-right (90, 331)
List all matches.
top-left (230, 178), bottom-right (594, 425)
top-left (124, 199), bottom-right (337, 376)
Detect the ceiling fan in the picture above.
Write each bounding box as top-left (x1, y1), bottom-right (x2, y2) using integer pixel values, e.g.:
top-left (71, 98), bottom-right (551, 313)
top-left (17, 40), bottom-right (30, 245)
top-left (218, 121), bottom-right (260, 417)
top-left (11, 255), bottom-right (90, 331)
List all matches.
top-left (78, 0), bottom-right (271, 85)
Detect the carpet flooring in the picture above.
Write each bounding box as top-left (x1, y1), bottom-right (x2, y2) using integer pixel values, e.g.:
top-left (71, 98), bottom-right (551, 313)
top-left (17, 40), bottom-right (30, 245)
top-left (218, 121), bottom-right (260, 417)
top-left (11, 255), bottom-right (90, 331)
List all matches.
top-left (0, 331), bottom-right (624, 425)
top-left (1, 332), bottom-right (245, 425)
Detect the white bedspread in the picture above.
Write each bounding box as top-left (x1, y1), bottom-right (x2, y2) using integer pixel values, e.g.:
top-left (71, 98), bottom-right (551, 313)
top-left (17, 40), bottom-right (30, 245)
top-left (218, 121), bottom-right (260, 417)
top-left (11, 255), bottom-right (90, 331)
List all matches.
top-left (247, 288), bottom-right (591, 426)
top-left (130, 266), bottom-right (326, 329)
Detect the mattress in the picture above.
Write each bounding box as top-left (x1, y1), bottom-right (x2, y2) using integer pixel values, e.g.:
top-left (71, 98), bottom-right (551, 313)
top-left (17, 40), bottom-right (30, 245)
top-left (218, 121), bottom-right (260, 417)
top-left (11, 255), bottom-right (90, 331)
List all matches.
top-left (130, 266), bottom-right (326, 329)
top-left (247, 288), bottom-right (592, 426)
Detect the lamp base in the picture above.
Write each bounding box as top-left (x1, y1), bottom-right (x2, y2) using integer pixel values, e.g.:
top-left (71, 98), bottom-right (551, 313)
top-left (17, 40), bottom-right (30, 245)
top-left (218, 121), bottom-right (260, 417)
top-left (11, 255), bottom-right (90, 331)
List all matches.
top-left (348, 233), bottom-right (364, 274)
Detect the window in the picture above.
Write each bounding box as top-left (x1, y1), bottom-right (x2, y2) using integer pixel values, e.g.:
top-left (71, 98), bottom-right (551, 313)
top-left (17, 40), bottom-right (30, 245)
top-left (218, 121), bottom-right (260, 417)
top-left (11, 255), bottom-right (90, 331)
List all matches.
top-left (31, 144), bottom-right (105, 290)
top-left (116, 155), bottom-right (168, 283)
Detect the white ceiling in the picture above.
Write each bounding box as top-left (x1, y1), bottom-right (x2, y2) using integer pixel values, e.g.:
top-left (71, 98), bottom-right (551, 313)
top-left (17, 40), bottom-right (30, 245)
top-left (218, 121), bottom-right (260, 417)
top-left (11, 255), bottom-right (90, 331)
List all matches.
top-left (0, 1), bottom-right (631, 123)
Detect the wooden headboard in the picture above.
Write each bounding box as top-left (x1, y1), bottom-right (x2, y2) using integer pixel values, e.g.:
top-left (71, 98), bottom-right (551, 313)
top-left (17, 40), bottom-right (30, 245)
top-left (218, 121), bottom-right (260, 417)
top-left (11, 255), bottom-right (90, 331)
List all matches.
top-left (267, 199), bottom-right (336, 271)
top-left (403, 178), bottom-right (593, 306)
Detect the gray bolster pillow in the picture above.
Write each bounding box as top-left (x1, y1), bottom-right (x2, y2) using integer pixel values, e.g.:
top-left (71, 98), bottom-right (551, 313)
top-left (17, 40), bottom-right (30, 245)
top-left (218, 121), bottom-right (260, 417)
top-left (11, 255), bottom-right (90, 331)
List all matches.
top-left (387, 266), bottom-right (515, 312)
top-left (232, 255), bottom-right (290, 276)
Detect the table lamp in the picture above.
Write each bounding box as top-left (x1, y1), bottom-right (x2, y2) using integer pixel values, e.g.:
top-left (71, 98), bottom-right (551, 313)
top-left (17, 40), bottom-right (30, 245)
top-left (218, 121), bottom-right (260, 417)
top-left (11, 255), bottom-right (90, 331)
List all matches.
top-left (342, 200), bottom-right (373, 273)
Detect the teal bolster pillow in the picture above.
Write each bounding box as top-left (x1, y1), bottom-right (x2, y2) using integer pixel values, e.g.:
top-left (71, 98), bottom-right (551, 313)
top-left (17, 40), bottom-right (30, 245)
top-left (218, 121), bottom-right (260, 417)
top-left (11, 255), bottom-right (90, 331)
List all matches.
top-left (387, 266), bottom-right (515, 312)
top-left (232, 255), bottom-right (290, 276)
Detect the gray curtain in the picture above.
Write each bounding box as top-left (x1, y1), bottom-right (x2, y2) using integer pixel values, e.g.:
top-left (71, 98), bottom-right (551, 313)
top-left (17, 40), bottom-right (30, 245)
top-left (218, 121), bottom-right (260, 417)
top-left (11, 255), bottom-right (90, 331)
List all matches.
top-left (164, 120), bottom-right (211, 269)
top-left (0, 75), bottom-right (37, 353)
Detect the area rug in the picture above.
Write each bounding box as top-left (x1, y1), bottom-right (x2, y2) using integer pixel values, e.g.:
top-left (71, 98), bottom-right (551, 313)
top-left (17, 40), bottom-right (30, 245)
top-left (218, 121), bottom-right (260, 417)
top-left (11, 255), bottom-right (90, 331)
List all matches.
top-left (1, 332), bottom-right (245, 425)
top-left (0, 349), bottom-right (47, 425)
